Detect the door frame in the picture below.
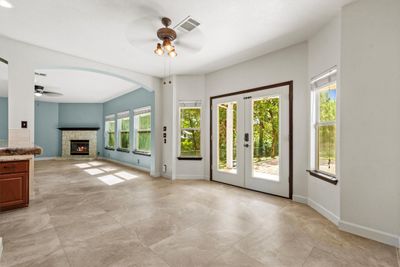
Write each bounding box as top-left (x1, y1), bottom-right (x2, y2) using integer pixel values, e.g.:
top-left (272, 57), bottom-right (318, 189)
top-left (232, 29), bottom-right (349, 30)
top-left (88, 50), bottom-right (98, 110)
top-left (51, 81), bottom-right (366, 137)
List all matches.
top-left (210, 81), bottom-right (293, 199)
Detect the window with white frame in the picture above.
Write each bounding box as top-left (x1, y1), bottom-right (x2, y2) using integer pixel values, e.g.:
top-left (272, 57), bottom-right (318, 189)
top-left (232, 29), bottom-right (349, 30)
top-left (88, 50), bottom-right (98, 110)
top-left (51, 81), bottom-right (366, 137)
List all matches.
top-left (179, 101), bottom-right (201, 158)
top-left (133, 106), bottom-right (151, 154)
top-left (311, 68), bottom-right (337, 177)
top-left (105, 114), bottom-right (116, 149)
top-left (117, 111), bottom-right (130, 150)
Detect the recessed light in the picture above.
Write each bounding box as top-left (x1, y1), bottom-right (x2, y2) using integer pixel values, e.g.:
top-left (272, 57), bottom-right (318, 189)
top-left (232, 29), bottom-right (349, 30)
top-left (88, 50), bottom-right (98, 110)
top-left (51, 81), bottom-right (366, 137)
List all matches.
top-left (0, 0), bottom-right (13, 8)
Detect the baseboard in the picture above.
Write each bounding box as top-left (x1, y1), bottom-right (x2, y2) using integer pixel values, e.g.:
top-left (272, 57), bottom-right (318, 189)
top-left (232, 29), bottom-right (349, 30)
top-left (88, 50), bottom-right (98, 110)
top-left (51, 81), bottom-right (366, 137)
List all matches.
top-left (175, 174), bottom-right (207, 180)
top-left (150, 172), bottom-right (161, 178)
top-left (292, 194), bottom-right (307, 204)
top-left (308, 198), bottom-right (340, 225)
top-left (339, 220), bottom-right (400, 248)
top-left (34, 156), bottom-right (59, 161)
top-left (99, 157), bottom-right (150, 173)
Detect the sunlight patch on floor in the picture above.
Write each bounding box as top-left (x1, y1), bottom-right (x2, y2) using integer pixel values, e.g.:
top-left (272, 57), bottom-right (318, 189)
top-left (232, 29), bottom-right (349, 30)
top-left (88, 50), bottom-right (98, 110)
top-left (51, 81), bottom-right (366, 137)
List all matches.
top-left (97, 174), bottom-right (124, 185)
top-left (115, 171), bottom-right (138, 180)
top-left (88, 161), bottom-right (104, 167)
top-left (85, 168), bottom-right (105, 175)
top-left (75, 163), bottom-right (91, 169)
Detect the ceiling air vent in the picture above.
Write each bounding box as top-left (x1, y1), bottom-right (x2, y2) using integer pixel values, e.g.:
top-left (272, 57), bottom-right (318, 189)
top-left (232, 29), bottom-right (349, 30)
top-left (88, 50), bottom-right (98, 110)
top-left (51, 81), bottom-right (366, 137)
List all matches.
top-left (175, 16), bottom-right (200, 32)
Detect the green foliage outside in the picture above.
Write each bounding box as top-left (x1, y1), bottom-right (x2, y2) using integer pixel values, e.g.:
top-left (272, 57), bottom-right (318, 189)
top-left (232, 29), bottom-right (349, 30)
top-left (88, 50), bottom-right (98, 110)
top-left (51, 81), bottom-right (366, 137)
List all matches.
top-left (106, 121), bottom-right (115, 148)
top-left (318, 86), bottom-right (336, 174)
top-left (137, 113), bottom-right (151, 152)
top-left (252, 97), bottom-right (280, 161)
top-left (218, 103), bottom-right (237, 169)
top-left (180, 108), bottom-right (201, 157)
top-left (119, 118), bottom-right (130, 149)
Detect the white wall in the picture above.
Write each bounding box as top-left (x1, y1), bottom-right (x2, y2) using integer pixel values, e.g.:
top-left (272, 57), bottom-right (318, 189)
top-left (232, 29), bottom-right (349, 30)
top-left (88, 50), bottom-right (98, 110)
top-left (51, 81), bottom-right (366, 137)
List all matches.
top-left (161, 77), bottom-right (174, 179)
top-left (205, 43), bottom-right (309, 198)
top-left (340, 0), bottom-right (400, 246)
top-left (307, 16), bottom-right (341, 224)
top-left (175, 75), bottom-right (206, 179)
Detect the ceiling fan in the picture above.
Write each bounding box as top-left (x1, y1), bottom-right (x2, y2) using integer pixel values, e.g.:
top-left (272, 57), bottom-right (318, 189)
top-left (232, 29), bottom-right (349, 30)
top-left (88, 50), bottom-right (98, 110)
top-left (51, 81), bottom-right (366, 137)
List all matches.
top-left (34, 72), bottom-right (63, 97)
top-left (126, 15), bottom-right (204, 57)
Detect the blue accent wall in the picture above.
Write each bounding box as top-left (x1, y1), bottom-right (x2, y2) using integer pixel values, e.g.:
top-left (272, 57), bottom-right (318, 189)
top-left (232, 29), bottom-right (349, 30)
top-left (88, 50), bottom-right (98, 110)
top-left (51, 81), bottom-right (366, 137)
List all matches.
top-left (35, 101), bottom-right (60, 157)
top-left (32, 88), bottom-right (154, 171)
top-left (103, 88), bottom-right (154, 170)
top-left (59, 103), bottom-right (103, 156)
top-left (0, 97), bottom-right (8, 141)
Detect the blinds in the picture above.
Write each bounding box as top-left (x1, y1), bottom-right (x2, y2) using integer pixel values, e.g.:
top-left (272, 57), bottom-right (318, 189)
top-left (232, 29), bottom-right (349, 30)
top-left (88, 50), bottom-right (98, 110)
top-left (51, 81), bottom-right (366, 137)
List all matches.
top-left (311, 67), bottom-right (337, 89)
top-left (179, 100), bottom-right (201, 108)
top-left (117, 111), bottom-right (130, 119)
top-left (105, 114), bottom-right (115, 121)
top-left (134, 106), bottom-right (151, 116)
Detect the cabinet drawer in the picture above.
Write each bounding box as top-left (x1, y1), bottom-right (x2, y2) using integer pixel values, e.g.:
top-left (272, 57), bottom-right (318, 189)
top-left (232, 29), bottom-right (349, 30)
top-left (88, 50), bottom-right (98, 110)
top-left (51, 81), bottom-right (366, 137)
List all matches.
top-left (0, 161), bottom-right (29, 175)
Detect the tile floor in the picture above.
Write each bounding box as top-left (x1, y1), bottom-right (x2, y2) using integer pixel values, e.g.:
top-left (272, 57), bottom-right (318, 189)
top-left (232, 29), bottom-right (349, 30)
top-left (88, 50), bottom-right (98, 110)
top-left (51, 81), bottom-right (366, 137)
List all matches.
top-left (0, 160), bottom-right (398, 267)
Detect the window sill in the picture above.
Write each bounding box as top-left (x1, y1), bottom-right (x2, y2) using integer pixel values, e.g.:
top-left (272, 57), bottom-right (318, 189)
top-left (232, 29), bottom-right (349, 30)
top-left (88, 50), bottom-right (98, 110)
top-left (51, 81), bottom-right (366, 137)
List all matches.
top-left (307, 170), bottom-right (338, 185)
top-left (177, 157), bottom-right (203, 161)
top-left (104, 147), bottom-right (115, 151)
top-left (132, 151), bottom-right (151, 157)
top-left (116, 148), bottom-right (130, 153)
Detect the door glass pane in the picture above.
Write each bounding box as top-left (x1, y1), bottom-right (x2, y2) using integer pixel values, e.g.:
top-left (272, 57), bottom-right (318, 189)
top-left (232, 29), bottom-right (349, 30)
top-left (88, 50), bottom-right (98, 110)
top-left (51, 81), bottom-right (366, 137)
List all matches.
top-left (218, 102), bottom-right (237, 173)
top-left (318, 125), bottom-right (336, 175)
top-left (252, 96), bottom-right (279, 181)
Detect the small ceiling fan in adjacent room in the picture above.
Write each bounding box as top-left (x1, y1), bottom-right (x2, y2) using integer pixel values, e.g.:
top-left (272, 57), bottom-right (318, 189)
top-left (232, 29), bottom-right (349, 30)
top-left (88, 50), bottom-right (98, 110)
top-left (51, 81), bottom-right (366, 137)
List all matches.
top-left (126, 15), bottom-right (204, 58)
top-left (34, 72), bottom-right (63, 97)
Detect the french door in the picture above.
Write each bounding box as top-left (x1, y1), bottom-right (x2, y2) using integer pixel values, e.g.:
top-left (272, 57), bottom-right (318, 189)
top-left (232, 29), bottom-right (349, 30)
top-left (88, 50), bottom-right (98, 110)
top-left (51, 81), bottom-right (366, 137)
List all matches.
top-left (211, 83), bottom-right (292, 198)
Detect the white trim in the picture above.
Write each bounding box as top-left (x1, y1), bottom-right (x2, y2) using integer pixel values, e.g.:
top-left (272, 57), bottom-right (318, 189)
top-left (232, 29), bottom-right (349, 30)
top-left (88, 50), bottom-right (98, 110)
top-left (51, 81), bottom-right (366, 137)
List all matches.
top-left (150, 171), bottom-right (160, 177)
top-left (339, 220), bottom-right (400, 248)
top-left (175, 174), bottom-right (207, 180)
top-left (292, 195), bottom-right (308, 204)
top-left (308, 198), bottom-right (339, 225)
top-left (98, 157), bottom-right (150, 173)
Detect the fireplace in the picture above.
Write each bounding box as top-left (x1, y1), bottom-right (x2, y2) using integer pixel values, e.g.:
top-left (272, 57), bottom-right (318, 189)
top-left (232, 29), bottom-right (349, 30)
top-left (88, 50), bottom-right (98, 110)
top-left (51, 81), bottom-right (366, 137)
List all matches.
top-left (70, 140), bottom-right (89, 155)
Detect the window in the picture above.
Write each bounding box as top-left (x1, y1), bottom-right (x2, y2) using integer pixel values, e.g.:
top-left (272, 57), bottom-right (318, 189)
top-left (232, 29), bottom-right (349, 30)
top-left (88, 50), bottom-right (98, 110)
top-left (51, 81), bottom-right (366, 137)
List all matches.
top-left (105, 115), bottom-right (115, 149)
top-left (133, 106), bottom-right (151, 154)
top-left (117, 111), bottom-right (130, 151)
top-left (311, 68), bottom-right (337, 177)
top-left (179, 101), bottom-right (201, 158)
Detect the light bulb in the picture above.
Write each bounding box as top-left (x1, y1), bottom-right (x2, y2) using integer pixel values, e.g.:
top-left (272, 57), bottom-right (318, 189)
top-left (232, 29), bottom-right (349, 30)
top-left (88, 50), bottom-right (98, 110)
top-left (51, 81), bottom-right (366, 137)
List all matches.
top-left (163, 39), bottom-right (173, 52)
top-left (168, 48), bottom-right (177, 58)
top-left (34, 92), bottom-right (43, 97)
top-left (154, 43), bottom-right (164, 56)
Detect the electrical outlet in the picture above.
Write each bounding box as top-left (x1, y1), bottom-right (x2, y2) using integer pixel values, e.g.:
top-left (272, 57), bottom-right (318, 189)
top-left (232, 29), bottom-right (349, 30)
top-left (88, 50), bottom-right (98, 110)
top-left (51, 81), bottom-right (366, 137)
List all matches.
top-left (163, 164), bottom-right (167, 172)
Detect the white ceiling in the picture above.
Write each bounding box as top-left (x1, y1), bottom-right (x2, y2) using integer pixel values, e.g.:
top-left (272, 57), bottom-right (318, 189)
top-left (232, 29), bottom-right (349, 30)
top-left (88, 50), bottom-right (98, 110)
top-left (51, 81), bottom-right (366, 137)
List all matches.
top-left (0, 0), bottom-right (354, 77)
top-left (34, 69), bottom-right (140, 103)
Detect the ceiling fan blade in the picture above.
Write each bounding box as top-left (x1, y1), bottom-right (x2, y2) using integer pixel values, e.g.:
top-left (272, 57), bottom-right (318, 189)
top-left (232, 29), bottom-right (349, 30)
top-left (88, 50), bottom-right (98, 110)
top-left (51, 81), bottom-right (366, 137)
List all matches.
top-left (126, 16), bottom-right (160, 49)
top-left (175, 28), bottom-right (205, 53)
top-left (42, 91), bottom-right (63, 97)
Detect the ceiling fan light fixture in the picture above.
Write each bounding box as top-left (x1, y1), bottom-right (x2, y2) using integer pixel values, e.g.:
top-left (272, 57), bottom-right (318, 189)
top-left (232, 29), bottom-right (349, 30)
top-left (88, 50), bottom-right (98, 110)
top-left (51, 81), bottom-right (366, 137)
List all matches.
top-left (168, 48), bottom-right (177, 58)
top-left (154, 43), bottom-right (164, 56)
top-left (163, 39), bottom-right (173, 52)
top-left (34, 92), bottom-right (43, 97)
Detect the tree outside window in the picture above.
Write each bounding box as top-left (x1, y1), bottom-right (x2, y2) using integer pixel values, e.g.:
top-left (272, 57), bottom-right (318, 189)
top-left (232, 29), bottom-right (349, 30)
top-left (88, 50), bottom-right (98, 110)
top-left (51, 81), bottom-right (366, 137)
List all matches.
top-left (117, 113), bottom-right (130, 150)
top-left (134, 107), bottom-right (151, 154)
top-left (105, 119), bottom-right (115, 148)
top-left (180, 107), bottom-right (201, 157)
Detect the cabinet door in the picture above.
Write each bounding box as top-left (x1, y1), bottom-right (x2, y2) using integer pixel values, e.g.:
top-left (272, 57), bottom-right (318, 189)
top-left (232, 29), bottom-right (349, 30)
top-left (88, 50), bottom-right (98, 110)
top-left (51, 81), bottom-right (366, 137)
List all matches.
top-left (0, 172), bottom-right (28, 210)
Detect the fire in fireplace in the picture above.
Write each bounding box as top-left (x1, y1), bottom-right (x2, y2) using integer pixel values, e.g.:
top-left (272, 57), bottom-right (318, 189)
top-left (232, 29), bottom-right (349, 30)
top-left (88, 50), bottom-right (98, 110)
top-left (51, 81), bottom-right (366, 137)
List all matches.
top-left (70, 140), bottom-right (89, 155)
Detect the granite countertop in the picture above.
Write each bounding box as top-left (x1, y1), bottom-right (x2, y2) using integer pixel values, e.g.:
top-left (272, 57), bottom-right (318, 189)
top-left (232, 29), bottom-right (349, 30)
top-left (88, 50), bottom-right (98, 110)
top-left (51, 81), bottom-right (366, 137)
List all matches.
top-left (0, 146), bottom-right (43, 156)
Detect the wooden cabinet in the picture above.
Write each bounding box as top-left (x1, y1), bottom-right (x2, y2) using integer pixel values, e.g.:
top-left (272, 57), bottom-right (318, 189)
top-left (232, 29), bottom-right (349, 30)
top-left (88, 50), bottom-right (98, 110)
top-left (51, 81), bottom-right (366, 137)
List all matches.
top-left (0, 160), bottom-right (29, 211)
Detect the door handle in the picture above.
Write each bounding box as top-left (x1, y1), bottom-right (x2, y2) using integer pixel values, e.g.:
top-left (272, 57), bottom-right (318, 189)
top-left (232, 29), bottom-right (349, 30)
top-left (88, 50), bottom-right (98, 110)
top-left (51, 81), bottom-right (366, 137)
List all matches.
top-left (244, 133), bottom-right (249, 142)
